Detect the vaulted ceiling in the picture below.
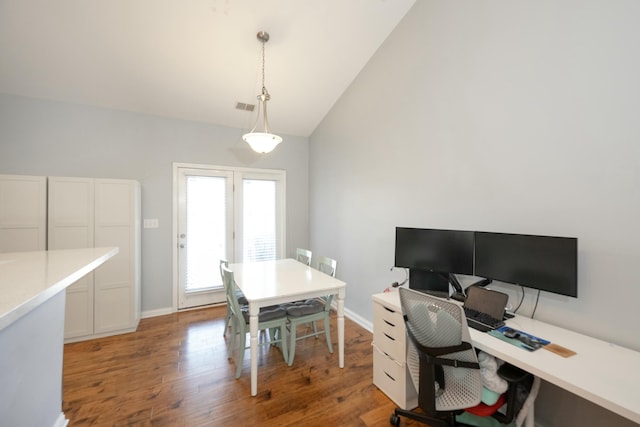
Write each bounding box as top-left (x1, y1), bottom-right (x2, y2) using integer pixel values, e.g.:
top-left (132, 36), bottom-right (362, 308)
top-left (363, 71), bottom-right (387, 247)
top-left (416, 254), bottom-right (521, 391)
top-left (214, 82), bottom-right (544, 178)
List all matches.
top-left (0, 0), bottom-right (415, 137)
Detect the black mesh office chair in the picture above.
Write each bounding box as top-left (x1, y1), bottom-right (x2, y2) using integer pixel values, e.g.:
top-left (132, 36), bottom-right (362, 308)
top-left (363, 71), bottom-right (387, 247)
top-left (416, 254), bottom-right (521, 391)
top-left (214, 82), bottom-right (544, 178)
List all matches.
top-left (390, 287), bottom-right (483, 427)
top-left (390, 287), bottom-right (533, 427)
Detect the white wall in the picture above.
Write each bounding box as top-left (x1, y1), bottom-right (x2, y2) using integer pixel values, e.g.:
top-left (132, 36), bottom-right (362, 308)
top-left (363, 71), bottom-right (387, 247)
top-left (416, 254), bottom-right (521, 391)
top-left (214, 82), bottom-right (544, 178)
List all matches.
top-left (0, 93), bottom-right (310, 313)
top-left (309, 1), bottom-right (639, 426)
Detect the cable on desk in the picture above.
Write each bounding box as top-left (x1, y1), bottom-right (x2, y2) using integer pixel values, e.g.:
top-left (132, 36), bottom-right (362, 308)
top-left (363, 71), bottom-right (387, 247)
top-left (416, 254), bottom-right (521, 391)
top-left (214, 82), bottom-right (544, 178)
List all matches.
top-left (531, 290), bottom-right (541, 318)
top-left (513, 285), bottom-right (525, 313)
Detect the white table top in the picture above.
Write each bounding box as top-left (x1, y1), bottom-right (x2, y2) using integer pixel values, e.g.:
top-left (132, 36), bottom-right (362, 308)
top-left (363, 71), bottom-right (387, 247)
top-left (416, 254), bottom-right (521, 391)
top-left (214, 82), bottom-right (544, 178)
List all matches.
top-left (229, 258), bottom-right (346, 305)
top-left (0, 247), bottom-right (118, 331)
top-left (372, 290), bottom-right (640, 424)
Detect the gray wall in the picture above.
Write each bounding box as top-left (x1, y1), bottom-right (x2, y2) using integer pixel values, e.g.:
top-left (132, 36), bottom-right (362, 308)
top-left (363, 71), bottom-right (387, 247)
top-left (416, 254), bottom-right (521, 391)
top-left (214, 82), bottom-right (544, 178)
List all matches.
top-left (309, 1), bottom-right (639, 426)
top-left (0, 93), bottom-right (310, 313)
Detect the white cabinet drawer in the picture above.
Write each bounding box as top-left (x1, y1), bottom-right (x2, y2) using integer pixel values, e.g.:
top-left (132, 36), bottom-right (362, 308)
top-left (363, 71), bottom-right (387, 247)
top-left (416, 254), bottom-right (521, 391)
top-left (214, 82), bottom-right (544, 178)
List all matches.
top-left (372, 344), bottom-right (417, 410)
top-left (373, 301), bottom-right (405, 361)
top-left (373, 298), bottom-right (403, 330)
top-left (373, 327), bottom-right (404, 362)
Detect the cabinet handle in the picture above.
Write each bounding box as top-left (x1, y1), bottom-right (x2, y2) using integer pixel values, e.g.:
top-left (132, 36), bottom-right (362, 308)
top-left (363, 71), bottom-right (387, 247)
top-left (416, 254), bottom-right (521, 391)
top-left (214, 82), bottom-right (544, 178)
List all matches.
top-left (384, 333), bottom-right (395, 341)
top-left (384, 371), bottom-right (396, 382)
top-left (383, 306), bottom-right (396, 314)
top-left (384, 319), bottom-right (395, 327)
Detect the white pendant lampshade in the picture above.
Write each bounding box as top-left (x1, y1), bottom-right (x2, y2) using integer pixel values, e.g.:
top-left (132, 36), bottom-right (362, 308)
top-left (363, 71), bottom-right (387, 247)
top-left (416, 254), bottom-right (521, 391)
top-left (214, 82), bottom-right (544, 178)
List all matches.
top-left (242, 31), bottom-right (283, 154)
top-left (243, 132), bottom-right (283, 154)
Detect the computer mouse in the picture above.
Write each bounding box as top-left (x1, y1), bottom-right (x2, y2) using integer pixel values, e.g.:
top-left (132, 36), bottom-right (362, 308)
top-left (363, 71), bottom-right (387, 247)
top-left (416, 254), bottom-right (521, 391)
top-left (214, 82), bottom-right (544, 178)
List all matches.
top-left (503, 328), bottom-right (518, 338)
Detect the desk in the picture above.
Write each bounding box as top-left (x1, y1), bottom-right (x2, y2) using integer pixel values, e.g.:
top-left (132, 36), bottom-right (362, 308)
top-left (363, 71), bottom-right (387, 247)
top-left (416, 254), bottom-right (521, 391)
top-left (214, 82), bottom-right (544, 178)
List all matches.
top-left (372, 291), bottom-right (640, 425)
top-left (229, 258), bottom-right (347, 396)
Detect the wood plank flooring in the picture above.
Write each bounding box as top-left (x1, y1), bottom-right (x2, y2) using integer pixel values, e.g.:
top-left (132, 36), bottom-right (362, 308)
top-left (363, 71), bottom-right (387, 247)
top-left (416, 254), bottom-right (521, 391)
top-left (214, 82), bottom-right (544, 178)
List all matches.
top-left (63, 306), bottom-right (426, 426)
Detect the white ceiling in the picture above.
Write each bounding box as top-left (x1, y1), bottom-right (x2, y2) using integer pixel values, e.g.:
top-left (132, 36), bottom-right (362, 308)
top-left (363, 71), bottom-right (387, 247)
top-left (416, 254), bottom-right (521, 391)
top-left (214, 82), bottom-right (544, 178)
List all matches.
top-left (0, 0), bottom-right (415, 137)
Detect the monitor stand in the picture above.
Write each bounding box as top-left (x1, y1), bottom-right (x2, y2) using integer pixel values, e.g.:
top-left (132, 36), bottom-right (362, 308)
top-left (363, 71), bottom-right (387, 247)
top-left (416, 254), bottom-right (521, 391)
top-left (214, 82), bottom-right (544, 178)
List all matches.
top-left (449, 276), bottom-right (493, 302)
top-left (449, 274), bottom-right (466, 302)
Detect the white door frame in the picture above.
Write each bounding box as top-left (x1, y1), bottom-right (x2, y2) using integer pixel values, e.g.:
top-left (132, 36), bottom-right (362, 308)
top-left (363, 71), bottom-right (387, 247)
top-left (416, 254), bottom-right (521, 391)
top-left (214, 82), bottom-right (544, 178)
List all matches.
top-left (171, 162), bottom-right (286, 312)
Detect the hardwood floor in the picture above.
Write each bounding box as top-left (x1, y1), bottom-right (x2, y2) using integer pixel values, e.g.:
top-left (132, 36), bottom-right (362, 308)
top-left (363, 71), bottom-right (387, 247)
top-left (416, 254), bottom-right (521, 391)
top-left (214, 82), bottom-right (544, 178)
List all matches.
top-left (63, 306), bottom-right (426, 426)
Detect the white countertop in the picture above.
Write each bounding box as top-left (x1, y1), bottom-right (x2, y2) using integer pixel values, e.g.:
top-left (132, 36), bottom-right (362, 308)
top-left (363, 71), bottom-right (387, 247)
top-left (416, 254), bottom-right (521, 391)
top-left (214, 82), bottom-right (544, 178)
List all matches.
top-left (0, 247), bottom-right (118, 331)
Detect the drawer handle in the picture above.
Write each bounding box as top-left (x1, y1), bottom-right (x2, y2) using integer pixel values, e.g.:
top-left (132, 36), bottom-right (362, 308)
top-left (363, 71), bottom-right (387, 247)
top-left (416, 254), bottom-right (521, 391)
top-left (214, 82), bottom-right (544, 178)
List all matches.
top-left (384, 333), bottom-right (395, 341)
top-left (383, 306), bottom-right (396, 314)
top-left (384, 371), bottom-right (396, 382)
top-left (384, 319), bottom-right (395, 327)
top-left (371, 343), bottom-right (404, 367)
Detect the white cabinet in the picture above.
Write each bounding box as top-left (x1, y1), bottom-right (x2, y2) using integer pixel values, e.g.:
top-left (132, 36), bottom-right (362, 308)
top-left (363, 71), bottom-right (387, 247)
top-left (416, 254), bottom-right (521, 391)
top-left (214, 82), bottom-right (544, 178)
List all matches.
top-left (372, 291), bottom-right (417, 410)
top-left (0, 174), bottom-right (47, 252)
top-left (48, 177), bottom-right (95, 338)
top-left (48, 177), bottom-right (141, 342)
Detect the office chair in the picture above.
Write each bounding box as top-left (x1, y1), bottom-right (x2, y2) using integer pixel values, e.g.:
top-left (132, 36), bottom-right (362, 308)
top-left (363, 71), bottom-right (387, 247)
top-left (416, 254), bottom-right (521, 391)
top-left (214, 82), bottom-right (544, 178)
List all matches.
top-left (285, 255), bottom-right (336, 365)
top-left (221, 266), bottom-right (288, 378)
top-left (296, 248), bottom-right (312, 266)
top-left (390, 287), bottom-right (483, 427)
top-left (391, 288), bottom-right (534, 427)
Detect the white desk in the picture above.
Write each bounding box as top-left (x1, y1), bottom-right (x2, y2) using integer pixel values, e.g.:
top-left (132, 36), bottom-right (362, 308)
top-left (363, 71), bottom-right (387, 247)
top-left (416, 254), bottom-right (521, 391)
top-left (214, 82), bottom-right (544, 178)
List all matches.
top-left (372, 291), bottom-right (640, 425)
top-left (229, 258), bottom-right (347, 396)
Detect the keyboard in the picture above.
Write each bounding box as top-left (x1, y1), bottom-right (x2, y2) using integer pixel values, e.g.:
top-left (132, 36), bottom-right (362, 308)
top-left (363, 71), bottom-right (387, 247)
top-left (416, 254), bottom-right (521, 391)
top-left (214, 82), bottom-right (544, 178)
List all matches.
top-left (464, 307), bottom-right (505, 332)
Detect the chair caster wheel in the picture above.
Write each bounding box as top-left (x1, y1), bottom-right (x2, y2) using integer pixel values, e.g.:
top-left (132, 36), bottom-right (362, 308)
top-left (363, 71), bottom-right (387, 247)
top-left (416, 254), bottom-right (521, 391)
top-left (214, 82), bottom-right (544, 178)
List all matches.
top-left (390, 413), bottom-right (400, 426)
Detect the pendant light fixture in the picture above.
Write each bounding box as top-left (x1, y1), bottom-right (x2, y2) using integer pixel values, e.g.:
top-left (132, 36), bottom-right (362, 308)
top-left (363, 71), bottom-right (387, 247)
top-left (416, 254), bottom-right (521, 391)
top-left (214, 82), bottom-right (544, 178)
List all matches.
top-left (242, 31), bottom-right (283, 154)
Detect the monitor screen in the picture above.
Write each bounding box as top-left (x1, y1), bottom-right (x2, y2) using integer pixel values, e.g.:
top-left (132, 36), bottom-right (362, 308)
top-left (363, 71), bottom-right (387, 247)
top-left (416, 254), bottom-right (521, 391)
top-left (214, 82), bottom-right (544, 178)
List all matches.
top-left (474, 232), bottom-right (578, 297)
top-left (394, 227), bottom-right (474, 275)
top-left (408, 269), bottom-right (450, 297)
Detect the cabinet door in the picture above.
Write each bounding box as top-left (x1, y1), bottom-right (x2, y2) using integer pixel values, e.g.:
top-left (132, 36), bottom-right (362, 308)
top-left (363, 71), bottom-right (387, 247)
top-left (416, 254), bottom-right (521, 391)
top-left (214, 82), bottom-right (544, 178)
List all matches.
top-left (94, 179), bottom-right (140, 334)
top-left (48, 177), bottom-right (95, 339)
top-left (0, 174), bottom-right (46, 252)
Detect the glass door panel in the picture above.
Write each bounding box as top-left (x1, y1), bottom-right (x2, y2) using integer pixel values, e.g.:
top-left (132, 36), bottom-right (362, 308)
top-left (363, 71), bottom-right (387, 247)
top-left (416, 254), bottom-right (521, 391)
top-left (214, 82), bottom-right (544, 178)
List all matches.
top-left (178, 168), bottom-right (232, 309)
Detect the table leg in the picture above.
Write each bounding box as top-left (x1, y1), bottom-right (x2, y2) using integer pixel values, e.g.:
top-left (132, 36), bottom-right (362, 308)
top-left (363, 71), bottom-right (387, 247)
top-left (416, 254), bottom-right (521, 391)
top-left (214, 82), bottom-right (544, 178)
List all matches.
top-left (337, 290), bottom-right (345, 368)
top-left (249, 303), bottom-right (259, 396)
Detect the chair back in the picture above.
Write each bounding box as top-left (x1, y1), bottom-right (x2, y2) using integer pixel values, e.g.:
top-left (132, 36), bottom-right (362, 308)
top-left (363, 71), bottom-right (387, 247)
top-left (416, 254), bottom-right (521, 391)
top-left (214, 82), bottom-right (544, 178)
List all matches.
top-left (219, 259), bottom-right (228, 283)
top-left (296, 248), bottom-right (312, 266)
top-left (317, 256), bottom-right (337, 309)
top-left (317, 256), bottom-right (337, 277)
top-left (222, 265), bottom-right (243, 319)
top-left (399, 287), bottom-right (482, 413)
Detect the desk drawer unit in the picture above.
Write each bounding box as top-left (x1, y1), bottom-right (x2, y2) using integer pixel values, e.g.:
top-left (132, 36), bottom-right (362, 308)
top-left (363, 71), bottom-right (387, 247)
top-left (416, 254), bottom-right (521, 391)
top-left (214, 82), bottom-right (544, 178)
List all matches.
top-left (372, 300), bottom-right (405, 361)
top-left (372, 344), bottom-right (417, 410)
top-left (372, 293), bottom-right (417, 410)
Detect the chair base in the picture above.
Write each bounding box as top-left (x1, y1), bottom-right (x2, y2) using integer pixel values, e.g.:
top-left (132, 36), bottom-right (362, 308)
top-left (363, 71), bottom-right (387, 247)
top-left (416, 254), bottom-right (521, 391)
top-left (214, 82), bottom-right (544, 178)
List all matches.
top-left (390, 408), bottom-right (474, 427)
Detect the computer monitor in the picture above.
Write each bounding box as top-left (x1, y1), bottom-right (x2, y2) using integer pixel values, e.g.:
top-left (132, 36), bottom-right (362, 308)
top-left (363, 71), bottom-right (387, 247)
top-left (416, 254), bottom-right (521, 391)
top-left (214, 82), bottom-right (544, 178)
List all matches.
top-left (474, 232), bottom-right (578, 297)
top-left (408, 268), bottom-right (450, 297)
top-left (394, 227), bottom-right (474, 274)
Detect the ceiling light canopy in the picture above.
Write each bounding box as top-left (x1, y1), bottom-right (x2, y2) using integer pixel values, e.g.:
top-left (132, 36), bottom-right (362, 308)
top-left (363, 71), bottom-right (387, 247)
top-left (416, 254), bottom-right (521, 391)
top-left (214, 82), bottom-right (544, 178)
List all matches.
top-left (242, 31), bottom-right (283, 154)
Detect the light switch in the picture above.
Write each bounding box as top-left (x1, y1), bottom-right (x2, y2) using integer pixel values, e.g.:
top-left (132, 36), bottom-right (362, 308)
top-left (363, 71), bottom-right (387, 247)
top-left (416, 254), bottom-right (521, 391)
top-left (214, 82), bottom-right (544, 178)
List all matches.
top-left (143, 219), bottom-right (159, 229)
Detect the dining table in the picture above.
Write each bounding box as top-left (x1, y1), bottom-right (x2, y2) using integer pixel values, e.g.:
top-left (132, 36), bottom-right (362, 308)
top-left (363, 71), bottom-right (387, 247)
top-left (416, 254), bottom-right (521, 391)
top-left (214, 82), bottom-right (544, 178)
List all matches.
top-left (228, 258), bottom-right (347, 396)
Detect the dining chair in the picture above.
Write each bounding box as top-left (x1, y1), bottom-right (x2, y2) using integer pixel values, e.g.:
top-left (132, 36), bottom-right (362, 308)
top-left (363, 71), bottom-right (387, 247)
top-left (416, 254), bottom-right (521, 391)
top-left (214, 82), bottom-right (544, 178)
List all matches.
top-left (296, 248), bottom-right (312, 266)
top-left (220, 259), bottom-right (247, 337)
top-left (285, 255), bottom-right (336, 366)
top-left (221, 265), bottom-right (289, 378)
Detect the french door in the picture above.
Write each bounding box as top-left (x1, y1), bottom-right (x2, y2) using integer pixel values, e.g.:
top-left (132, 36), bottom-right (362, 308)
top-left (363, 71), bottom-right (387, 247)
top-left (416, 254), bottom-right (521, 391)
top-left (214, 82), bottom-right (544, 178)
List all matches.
top-left (175, 164), bottom-right (285, 310)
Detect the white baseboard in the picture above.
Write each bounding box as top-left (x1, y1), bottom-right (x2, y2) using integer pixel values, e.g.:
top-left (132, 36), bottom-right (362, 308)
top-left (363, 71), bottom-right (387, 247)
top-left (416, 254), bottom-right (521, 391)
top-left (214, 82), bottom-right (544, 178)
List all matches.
top-left (141, 307), bottom-right (173, 319)
top-left (344, 306), bottom-right (373, 333)
top-left (52, 412), bottom-right (69, 427)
